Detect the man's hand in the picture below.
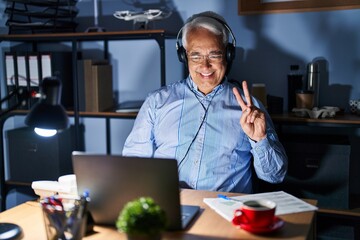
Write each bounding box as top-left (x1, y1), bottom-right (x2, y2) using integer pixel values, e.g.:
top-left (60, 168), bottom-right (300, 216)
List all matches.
top-left (233, 81), bottom-right (266, 142)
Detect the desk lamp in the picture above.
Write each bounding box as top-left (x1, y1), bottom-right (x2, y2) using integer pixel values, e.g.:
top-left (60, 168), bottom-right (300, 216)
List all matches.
top-left (25, 76), bottom-right (69, 137)
top-left (0, 77), bottom-right (69, 238)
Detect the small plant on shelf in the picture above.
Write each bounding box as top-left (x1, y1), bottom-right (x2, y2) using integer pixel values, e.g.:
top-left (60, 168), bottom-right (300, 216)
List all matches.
top-left (116, 197), bottom-right (167, 240)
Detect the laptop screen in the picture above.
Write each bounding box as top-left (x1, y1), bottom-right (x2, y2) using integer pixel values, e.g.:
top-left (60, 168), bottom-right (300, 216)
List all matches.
top-left (72, 152), bottom-right (187, 230)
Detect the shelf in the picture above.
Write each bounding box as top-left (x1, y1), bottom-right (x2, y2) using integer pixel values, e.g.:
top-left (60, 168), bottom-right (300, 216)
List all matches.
top-left (3, 0), bottom-right (78, 34)
top-left (5, 6), bottom-right (79, 19)
top-left (271, 113), bottom-right (360, 127)
top-left (0, 29), bottom-right (175, 42)
top-left (5, 20), bottom-right (78, 31)
top-left (8, 109), bottom-right (138, 119)
top-left (4, 0), bottom-right (78, 7)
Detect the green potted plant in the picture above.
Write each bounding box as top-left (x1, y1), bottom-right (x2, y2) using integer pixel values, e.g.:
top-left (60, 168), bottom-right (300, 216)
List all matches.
top-left (116, 197), bottom-right (167, 240)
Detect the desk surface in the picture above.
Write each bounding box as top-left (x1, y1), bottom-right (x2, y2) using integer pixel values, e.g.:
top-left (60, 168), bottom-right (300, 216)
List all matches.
top-left (0, 189), bottom-right (316, 240)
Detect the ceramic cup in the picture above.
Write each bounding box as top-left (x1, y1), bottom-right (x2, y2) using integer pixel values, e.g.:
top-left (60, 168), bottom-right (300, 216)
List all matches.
top-left (232, 199), bottom-right (276, 228)
top-left (296, 90), bottom-right (314, 109)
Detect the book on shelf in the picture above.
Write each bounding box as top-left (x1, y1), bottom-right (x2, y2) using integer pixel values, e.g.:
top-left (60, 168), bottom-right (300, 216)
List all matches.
top-left (77, 59), bottom-right (113, 112)
top-left (4, 52), bottom-right (16, 88)
top-left (16, 53), bottom-right (27, 87)
top-left (2, 51), bottom-right (75, 110)
top-left (28, 53), bottom-right (40, 87)
top-left (3, 52), bottom-right (40, 109)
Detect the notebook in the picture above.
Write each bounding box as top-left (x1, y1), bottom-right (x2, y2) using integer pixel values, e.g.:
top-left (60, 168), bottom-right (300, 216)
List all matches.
top-left (71, 152), bottom-right (200, 230)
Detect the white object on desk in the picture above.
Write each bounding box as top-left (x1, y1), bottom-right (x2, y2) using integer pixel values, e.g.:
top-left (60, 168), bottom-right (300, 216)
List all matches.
top-left (31, 174), bottom-right (78, 199)
top-left (292, 106), bottom-right (340, 119)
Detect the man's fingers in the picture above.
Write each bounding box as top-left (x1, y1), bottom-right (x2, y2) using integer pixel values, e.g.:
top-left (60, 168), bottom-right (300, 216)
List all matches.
top-left (232, 87), bottom-right (247, 110)
top-left (242, 81), bottom-right (253, 107)
top-left (247, 108), bottom-right (259, 123)
top-left (246, 108), bottom-right (264, 123)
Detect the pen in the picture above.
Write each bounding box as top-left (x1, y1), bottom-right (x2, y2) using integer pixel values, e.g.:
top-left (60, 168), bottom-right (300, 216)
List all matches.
top-left (217, 194), bottom-right (243, 203)
top-left (78, 191), bottom-right (90, 219)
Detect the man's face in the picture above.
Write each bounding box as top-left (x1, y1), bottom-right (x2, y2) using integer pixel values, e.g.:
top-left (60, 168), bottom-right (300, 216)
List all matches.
top-left (186, 27), bottom-right (227, 95)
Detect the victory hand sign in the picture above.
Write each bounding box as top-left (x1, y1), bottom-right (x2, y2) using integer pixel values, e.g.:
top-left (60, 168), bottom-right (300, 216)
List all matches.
top-left (233, 81), bottom-right (267, 142)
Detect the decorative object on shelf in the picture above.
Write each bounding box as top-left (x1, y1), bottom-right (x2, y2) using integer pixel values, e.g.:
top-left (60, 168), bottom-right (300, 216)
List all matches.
top-left (3, 0), bottom-right (79, 34)
top-left (292, 106), bottom-right (340, 119)
top-left (77, 59), bottom-right (113, 112)
top-left (116, 197), bottom-right (167, 240)
top-left (349, 99), bottom-right (360, 115)
top-left (113, 9), bottom-right (171, 29)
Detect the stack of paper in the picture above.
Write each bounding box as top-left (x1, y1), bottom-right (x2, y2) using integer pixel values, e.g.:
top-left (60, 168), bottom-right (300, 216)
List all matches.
top-left (203, 191), bottom-right (318, 222)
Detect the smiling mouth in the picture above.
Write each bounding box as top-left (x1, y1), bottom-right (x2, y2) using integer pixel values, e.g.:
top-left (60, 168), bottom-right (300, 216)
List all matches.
top-left (200, 72), bottom-right (214, 77)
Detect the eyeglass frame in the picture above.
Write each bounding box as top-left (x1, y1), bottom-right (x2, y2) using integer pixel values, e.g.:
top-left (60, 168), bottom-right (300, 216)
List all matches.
top-left (186, 51), bottom-right (224, 64)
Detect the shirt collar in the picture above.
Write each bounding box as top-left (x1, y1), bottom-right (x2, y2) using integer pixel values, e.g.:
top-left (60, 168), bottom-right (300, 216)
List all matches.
top-left (186, 75), bottom-right (226, 98)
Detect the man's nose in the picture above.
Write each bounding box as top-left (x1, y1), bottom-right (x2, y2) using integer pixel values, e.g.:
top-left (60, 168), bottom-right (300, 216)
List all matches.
top-left (200, 57), bottom-right (211, 67)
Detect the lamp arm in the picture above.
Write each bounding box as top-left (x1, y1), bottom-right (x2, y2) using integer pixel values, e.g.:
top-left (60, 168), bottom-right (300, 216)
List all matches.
top-left (0, 87), bottom-right (29, 118)
top-left (0, 101), bottom-right (24, 119)
top-left (0, 88), bottom-right (20, 105)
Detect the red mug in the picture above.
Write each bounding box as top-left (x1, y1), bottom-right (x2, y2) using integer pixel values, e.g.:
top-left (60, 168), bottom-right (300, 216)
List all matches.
top-left (232, 199), bottom-right (276, 228)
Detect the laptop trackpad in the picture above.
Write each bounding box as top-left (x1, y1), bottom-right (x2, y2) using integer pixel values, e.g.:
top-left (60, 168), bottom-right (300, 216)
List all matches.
top-left (181, 205), bottom-right (200, 229)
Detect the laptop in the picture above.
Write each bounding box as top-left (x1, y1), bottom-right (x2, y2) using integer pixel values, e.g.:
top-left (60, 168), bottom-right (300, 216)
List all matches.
top-left (71, 152), bottom-right (200, 230)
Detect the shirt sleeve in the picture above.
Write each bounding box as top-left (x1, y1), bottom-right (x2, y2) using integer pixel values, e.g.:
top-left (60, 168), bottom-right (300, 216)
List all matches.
top-left (249, 98), bottom-right (288, 184)
top-left (249, 130), bottom-right (288, 183)
top-left (122, 97), bottom-right (155, 157)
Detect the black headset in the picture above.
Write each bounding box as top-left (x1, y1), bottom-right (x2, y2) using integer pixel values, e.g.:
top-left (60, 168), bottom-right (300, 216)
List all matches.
top-left (176, 12), bottom-right (236, 74)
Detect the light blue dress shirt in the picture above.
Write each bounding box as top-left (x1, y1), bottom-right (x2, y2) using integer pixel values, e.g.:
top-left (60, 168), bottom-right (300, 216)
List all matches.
top-left (122, 76), bottom-right (287, 193)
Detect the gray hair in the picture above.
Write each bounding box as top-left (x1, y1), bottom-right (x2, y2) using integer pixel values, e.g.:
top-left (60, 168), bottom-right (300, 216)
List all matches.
top-left (181, 11), bottom-right (229, 50)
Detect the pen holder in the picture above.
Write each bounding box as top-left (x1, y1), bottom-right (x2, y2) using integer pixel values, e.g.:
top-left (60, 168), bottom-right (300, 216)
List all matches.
top-left (41, 196), bottom-right (89, 240)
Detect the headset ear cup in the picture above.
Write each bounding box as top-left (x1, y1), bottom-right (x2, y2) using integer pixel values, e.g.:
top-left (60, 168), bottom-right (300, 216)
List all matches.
top-left (176, 44), bottom-right (187, 64)
top-left (226, 43), bottom-right (235, 64)
top-left (225, 43), bottom-right (235, 75)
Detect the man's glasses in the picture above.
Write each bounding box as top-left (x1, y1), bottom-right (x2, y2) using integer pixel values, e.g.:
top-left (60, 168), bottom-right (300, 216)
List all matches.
top-left (187, 52), bottom-right (224, 64)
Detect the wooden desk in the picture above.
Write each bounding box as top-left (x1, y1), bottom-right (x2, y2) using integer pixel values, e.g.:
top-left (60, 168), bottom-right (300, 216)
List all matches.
top-left (0, 189), bottom-right (317, 240)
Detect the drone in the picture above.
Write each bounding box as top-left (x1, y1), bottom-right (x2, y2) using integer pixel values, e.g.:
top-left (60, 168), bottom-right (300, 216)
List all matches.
top-left (113, 9), bottom-right (171, 29)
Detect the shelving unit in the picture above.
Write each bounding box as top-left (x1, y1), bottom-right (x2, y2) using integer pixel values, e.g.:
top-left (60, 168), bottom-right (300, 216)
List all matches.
top-left (0, 30), bottom-right (176, 210)
top-left (3, 0), bottom-right (79, 34)
top-left (0, 29), bottom-right (175, 145)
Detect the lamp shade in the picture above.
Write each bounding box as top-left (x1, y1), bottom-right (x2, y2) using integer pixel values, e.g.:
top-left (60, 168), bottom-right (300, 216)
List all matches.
top-left (25, 76), bottom-right (69, 132)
